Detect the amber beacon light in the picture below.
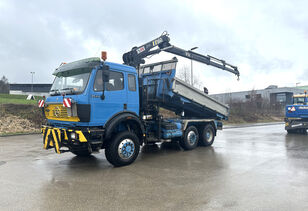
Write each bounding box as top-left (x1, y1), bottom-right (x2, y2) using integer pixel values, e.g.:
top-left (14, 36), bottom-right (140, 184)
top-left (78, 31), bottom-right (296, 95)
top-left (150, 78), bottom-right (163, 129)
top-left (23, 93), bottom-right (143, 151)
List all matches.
top-left (101, 51), bottom-right (107, 61)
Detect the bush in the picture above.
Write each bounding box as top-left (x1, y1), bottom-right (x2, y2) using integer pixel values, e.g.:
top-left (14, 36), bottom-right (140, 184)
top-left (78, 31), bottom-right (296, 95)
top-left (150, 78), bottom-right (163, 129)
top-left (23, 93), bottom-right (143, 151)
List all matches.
top-left (227, 90), bottom-right (284, 123)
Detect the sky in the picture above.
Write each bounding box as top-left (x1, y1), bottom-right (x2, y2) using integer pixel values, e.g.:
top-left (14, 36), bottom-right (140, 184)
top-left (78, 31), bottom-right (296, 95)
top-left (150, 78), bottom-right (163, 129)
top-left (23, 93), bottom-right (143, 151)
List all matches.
top-left (0, 0), bottom-right (307, 94)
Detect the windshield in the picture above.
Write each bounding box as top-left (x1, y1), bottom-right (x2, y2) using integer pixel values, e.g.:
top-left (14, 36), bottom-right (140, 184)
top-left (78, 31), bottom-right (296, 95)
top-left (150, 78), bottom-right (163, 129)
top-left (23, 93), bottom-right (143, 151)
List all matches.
top-left (293, 97), bottom-right (306, 105)
top-left (50, 72), bottom-right (91, 95)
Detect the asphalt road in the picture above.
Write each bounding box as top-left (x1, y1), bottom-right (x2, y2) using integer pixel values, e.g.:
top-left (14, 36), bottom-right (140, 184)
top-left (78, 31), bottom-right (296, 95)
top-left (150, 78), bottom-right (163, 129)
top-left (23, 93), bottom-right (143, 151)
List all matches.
top-left (0, 123), bottom-right (307, 211)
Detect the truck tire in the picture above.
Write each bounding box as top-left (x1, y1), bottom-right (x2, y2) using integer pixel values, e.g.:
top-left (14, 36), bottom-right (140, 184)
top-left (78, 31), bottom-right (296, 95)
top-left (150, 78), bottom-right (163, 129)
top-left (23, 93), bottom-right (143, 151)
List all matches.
top-left (199, 124), bottom-right (215, 146)
top-left (105, 131), bottom-right (140, 167)
top-left (71, 150), bottom-right (92, 157)
top-left (179, 125), bottom-right (199, 150)
top-left (298, 129), bottom-right (307, 134)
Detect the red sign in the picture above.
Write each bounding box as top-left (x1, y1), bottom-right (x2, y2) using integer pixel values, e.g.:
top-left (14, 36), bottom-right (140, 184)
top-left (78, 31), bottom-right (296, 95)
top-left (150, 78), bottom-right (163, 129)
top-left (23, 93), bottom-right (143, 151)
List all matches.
top-left (38, 100), bottom-right (44, 108)
top-left (63, 98), bottom-right (72, 108)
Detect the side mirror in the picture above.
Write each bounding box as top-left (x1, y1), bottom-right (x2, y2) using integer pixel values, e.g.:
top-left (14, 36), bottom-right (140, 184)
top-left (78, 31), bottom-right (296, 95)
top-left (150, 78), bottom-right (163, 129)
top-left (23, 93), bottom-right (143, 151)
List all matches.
top-left (102, 65), bottom-right (110, 82)
top-left (103, 71), bottom-right (109, 82)
top-left (100, 65), bottom-right (110, 100)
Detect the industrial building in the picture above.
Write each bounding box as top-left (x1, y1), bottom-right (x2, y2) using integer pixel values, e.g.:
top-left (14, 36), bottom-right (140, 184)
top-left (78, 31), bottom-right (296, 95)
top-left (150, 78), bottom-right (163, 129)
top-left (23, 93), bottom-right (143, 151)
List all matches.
top-left (9, 83), bottom-right (52, 96)
top-left (211, 85), bottom-right (308, 106)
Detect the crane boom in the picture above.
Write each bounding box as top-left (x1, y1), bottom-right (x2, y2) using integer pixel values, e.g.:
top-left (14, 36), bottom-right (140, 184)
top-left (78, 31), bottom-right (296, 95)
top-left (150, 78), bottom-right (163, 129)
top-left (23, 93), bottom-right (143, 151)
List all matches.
top-left (122, 32), bottom-right (240, 78)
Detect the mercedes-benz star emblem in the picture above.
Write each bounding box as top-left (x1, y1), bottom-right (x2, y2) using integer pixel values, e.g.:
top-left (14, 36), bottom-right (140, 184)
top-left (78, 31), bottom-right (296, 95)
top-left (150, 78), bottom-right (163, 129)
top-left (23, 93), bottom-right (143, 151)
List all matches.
top-left (53, 106), bottom-right (61, 117)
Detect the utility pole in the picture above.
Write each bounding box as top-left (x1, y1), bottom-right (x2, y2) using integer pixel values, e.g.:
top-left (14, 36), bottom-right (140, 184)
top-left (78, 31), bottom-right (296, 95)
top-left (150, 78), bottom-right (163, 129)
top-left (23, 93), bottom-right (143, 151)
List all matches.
top-left (190, 47), bottom-right (198, 86)
top-left (30, 72), bottom-right (35, 93)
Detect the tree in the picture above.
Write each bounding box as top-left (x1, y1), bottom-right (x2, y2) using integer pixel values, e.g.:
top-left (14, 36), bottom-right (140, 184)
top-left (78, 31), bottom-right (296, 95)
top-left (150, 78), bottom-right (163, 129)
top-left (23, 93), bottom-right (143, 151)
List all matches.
top-left (0, 76), bottom-right (9, 94)
top-left (177, 65), bottom-right (203, 91)
top-left (177, 65), bottom-right (191, 84)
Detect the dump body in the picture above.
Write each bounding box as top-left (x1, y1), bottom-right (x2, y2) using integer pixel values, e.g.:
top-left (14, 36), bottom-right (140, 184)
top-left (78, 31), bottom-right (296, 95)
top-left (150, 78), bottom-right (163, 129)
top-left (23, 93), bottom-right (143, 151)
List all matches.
top-left (139, 59), bottom-right (228, 120)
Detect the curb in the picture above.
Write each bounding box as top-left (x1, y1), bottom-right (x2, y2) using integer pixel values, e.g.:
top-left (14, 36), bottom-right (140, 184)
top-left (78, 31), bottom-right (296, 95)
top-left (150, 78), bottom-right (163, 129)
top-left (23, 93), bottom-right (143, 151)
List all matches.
top-left (0, 122), bottom-right (285, 137)
top-left (224, 122), bottom-right (284, 129)
top-left (0, 132), bottom-right (41, 137)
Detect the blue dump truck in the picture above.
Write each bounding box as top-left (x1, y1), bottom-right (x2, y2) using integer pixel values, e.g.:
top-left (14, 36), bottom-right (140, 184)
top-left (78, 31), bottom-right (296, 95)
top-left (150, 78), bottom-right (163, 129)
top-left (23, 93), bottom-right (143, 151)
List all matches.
top-left (41, 33), bottom-right (240, 166)
top-left (285, 92), bottom-right (308, 134)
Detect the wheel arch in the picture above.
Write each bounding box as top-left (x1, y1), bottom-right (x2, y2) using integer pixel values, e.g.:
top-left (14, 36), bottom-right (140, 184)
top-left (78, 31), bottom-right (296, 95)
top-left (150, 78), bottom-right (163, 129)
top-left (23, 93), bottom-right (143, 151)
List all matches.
top-left (104, 112), bottom-right (145, 145)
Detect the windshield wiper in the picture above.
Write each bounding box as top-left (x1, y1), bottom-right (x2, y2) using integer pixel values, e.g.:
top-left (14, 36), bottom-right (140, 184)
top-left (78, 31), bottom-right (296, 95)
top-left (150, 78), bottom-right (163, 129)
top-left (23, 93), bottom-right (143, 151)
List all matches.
top-left (60, 88), bottom-right (78, 94)
top-left (50, 89), bottom-right (60, 95)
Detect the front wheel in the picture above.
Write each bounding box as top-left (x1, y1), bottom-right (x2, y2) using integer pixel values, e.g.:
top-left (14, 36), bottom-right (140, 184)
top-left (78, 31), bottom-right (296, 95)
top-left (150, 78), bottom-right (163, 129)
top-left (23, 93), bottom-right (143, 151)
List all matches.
top-left (179, 125), bottom-right (199, 150)
top-left (105, 131), bottom-right (140, 167)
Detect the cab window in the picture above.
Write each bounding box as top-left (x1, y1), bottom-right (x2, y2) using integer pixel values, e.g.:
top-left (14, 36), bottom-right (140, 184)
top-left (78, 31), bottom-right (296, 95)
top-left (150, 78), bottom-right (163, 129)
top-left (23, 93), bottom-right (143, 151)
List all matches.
top-left (94, 69), bottom-right (124, 91)
top-left (128, 74), bottom-right (136, 91)
top-left (293, 97), bottom-right (305, 105)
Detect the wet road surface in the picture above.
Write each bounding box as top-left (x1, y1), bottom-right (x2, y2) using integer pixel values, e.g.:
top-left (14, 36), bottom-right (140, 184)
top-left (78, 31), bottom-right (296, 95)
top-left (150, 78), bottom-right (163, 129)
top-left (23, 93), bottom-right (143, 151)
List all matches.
top-left (0, 123), bottom-right (307, 210)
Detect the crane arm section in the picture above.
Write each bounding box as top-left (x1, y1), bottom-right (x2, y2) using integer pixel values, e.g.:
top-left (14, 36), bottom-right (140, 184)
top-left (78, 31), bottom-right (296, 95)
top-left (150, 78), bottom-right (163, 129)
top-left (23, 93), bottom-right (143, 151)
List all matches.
top-left (122, 32), bottom-right (240, 78)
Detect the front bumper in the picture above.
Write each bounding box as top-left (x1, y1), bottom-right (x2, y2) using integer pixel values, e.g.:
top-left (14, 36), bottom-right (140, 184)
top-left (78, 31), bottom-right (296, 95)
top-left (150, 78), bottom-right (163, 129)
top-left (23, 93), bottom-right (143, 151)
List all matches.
top-left (41, 125), bottom-right (88, 154)
top-left (285, 120), bottom-right (308, 130)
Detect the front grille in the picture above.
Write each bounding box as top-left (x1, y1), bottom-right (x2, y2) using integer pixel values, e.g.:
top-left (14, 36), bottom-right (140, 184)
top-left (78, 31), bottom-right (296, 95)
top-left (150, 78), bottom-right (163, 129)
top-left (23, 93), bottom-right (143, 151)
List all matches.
top-left (45, 104), bottom-right (68, 119)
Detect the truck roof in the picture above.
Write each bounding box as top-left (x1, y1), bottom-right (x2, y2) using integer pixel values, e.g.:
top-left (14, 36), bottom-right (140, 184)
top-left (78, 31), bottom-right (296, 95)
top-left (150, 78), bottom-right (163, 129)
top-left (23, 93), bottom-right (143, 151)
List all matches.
top-left (53, 57), bottom-right (137, 76)
top-left (104, 61), bottom-right (137, 74)
top-left (293, 94), bottom-right (308, 98)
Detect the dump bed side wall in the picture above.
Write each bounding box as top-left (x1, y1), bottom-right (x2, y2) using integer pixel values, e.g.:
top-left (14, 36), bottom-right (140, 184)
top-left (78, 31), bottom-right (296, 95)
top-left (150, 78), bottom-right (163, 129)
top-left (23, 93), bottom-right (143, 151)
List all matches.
top-left (140, 67), bottom-right (229, 120)
top-left (173, 78), bottom-right (229, 117)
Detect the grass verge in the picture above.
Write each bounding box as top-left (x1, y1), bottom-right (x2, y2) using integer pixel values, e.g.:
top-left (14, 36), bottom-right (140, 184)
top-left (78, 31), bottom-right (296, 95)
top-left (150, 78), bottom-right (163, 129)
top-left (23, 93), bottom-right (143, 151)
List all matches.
top-left (0, 94), bottom-right (43, 105)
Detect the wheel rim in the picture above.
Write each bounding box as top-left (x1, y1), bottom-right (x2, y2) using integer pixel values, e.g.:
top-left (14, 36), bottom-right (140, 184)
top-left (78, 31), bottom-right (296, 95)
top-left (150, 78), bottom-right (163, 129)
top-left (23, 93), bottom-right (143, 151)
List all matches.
top-left (205, 129), bottom-right (213, 143)
top-left (187, 131), bottom-right (197, 145)
top-left (118, 139), bottom-right (135, 160)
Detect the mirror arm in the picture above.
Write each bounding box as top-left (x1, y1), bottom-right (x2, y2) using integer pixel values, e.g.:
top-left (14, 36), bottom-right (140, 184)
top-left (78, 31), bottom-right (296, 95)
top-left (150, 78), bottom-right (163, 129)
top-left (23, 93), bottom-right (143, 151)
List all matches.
top-left (101, 86), bottom-right (105, 100)
top-left (100, 64), bottom-right (109, 100)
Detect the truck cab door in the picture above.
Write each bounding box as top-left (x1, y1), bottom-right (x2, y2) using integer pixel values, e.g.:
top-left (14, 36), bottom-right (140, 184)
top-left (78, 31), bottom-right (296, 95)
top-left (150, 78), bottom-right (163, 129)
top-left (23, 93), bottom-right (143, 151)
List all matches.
top-left (90, 68), bottom-right (127, 125)
top-left (127, 73), bottom-right (139, 115)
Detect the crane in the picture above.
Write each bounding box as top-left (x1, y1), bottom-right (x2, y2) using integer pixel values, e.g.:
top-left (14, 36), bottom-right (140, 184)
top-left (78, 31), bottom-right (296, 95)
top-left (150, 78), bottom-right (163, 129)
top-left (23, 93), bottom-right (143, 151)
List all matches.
top-left (122, 32), bottom-right (240, 78)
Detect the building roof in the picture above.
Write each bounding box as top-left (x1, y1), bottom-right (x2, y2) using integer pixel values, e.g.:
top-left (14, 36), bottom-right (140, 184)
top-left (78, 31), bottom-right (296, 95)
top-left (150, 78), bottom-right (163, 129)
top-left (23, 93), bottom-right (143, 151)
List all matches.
top-left (295, 85), bottom-right (308, 90)
top-left (9, 83), bottom-right (52, 93)
top-left (213, 86), bottom-right (304, 96)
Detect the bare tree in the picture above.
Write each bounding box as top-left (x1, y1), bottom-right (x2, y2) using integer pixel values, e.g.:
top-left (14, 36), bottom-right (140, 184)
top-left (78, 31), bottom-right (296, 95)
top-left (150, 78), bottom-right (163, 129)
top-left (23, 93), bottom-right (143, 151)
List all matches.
top-left (177, 65), bottom-right (191, 84)
top-left (177, 65), bottom-right (204, 91)
top-left (0, 76), bottom-right (9, 94)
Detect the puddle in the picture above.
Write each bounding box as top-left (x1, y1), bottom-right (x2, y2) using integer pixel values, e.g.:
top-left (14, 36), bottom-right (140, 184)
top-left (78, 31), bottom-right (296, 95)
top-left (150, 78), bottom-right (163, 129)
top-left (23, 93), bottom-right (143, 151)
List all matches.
top-left (59, 156), bottom-right (99, 166)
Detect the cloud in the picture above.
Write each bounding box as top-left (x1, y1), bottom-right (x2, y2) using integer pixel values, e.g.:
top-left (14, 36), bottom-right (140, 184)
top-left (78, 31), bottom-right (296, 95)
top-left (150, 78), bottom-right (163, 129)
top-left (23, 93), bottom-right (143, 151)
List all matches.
top-left (0, 0), bottom-right (307, 94)
top-left (297, 70), bottom-right (308, 81)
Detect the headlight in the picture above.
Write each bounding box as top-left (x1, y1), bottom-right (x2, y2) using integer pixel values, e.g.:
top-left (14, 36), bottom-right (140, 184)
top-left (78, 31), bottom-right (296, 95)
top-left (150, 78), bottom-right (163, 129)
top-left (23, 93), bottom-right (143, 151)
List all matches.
top-left (70, 132), bottom-right (76, 139)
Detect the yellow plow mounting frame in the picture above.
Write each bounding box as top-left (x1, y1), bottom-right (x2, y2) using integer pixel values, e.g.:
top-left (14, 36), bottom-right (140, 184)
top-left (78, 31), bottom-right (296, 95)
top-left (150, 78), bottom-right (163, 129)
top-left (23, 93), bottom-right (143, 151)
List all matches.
top-left (41, 126), bottom-right (88, 154)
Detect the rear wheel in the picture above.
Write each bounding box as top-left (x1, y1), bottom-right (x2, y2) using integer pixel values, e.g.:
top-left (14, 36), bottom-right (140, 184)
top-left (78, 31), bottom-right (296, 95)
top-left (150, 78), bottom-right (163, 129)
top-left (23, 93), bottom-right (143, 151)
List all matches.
top-left (179, 125), bottom-right (199, 150)
top-left (199, 124), bottom-right (215, 146)
top-left (105, 131), bottom-right (140, 167)
top-left (298, 129), bottom-right (307, 134)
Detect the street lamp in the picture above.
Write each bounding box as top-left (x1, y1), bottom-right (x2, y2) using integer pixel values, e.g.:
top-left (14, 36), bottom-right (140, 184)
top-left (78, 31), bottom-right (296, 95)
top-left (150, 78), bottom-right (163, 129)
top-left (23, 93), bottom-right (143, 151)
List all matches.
top-left (190, 47), bottom-right (198, 86)
top-left (30, 72), bottom-right (35, 93)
